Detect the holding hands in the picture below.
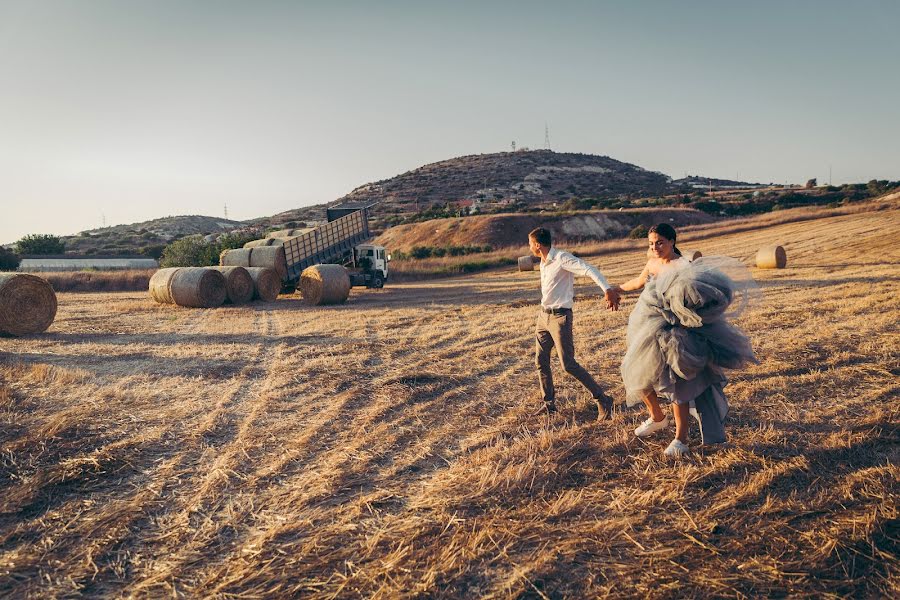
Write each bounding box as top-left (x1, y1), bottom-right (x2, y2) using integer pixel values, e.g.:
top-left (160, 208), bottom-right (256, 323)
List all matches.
top-left (605, 286), bottom-right (622, 311)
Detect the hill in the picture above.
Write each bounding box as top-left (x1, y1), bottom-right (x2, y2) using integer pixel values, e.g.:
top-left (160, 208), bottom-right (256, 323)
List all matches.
top-left (342, 150), bottom-right (676, 210)
top-left (60, 215), bottom-right (248, 257)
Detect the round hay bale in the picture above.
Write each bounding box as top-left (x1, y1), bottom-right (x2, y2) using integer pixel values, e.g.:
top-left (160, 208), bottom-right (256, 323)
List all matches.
top-left (518, 255), bottom-right (537, 271)
top-left (250, 246), bottom-right (287, 280)
top-left (299, 264), bottom-right (350, 305)
top-left (244, 267), bottom-right (280, 302)
top-left (0, 273), bottom-right (57, 336)
top-left (756, 245), bottom-right (787, 269)
top-left (221, 248), bottom-right (250, 267)
top-left (149, 267), bottom-right (180, 304)
top-left (149, 267), bottom-right (226, 308)
top-left (209, 266), bottom-right (254, 304)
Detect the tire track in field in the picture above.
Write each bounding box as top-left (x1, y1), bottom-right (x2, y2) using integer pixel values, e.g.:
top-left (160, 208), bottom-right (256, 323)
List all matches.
top-left (83, 308), bottom-right (289, 596)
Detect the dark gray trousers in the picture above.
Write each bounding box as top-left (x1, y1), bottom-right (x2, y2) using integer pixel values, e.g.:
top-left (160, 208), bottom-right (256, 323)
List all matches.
top-left (535, 309), bottom-right (605, 403)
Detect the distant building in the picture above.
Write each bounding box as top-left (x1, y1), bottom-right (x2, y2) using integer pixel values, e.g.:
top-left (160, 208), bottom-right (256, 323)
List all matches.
top-left (18, 255), bottom-right (159, 271)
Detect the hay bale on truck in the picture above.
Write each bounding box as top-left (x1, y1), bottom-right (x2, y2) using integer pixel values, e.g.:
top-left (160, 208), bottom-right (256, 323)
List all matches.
top-left (299, 264), bottom-right (351, 305)
top-left (209, 266), bottom-right (254, 304)
top-left (149, 267), bottom-right (227, 308)
top-left (266, 227), bottom-right (313, 239)
top-left (243, 238), bottom-right (281, 248)
top-left (244, 267), bottom-right (280, 302)
top-left (0, 273), bottom-right (57, 336)
top-left (220, 246), bottom-right (287, 280)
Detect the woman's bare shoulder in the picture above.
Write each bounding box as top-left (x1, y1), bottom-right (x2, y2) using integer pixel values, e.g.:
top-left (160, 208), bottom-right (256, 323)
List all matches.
top-left (645, 257), bottom-right (663, 275)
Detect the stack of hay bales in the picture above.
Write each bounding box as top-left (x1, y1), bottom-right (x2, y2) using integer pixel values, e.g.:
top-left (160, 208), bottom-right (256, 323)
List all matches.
top-left (243, 238), bottom-right (283, 248)
top-left (220, 246), bottom-right (287, 280)
top-left (0, 273), bottom-right (57, 336)
top-left (266, 227), bottom-right (312, 239)
top-left (756, 245), bottom-right (787, 269)
top-left (298, 264), bottom-right (350, 305)
top-left (244, 267), bottom-right (280, 302)
top-left (209, 266), bottom-right (254, 304)
top-left (149, 267), bottom-right (227, 308)
top-left (518, 255), bottom-right (538, 271)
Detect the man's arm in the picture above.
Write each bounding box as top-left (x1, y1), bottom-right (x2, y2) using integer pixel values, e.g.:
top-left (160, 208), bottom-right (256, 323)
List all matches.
top-left (559, 252), bottom-right (611, 291)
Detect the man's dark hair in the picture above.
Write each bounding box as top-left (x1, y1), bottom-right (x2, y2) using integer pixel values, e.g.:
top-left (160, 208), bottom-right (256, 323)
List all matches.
top-left (528, 227), bottom-right (552, 247)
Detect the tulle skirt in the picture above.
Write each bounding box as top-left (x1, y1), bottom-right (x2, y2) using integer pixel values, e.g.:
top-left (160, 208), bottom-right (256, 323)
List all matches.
top-left (620, 256), bottom-right (759, 442)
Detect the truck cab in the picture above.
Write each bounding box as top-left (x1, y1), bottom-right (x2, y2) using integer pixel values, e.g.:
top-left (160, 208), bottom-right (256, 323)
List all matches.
top-left (350, 244), bottom-right (389, 288)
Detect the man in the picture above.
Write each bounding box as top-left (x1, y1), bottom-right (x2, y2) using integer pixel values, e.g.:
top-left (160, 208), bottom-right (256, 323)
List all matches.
top-left (528, 227), bottom-right (620, 420)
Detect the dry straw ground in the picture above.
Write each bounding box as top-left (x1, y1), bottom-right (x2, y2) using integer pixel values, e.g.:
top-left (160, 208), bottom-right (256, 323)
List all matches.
top-left (1, 203), bottom-right (898, 598)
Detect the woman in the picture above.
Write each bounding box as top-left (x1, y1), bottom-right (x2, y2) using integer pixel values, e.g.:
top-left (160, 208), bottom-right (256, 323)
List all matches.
top-left (611, 224), bottom-right (757, 457)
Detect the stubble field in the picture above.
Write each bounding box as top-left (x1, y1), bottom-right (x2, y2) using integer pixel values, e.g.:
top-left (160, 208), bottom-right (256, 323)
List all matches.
top-left (1, 204), bottom-right (897, 598)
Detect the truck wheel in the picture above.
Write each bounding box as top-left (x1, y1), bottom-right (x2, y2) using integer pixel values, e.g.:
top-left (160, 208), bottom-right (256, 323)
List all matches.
top-left (372, 275), bottom-right (384, 288)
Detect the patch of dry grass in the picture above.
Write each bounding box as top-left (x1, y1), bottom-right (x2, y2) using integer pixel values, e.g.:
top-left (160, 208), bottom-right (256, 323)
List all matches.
top-left (0, 205), bottom-right (897, 598)
top-left (36, 269), bottom-right (155, 293)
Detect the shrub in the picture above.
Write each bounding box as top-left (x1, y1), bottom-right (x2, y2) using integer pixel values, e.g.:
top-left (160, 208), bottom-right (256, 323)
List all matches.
top-left (217, 231), bottom-right (260, 252)
top-left (140, 245), bottom-right (166, 259)
top-left (15, 234), bottom-right (65, 255)
top-left (628, 225), bottom-right (649, 239)
top-left (159, 236), bottom-right (219, 267)
top-left (0, 247), bottom-right (21, 271)
top-left (691, 200), bottom-right (723, 214)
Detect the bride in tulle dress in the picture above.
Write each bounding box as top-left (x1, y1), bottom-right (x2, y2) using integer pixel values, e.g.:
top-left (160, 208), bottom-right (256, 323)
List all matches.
top-left (610, 224), bottom-right (758, 457)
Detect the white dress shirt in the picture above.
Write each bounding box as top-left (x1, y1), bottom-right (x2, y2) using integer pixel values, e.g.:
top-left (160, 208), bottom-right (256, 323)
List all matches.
top-left (539, 247), bottom-right (611, 309)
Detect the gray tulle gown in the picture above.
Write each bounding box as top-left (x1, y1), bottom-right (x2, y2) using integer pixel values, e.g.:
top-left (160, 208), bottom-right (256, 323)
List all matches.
top-left (620, 256), bottom-right (759, 444)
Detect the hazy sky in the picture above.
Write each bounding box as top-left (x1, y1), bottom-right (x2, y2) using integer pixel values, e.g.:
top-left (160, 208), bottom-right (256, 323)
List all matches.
top-left (1, 0), bottom-right (898, 243)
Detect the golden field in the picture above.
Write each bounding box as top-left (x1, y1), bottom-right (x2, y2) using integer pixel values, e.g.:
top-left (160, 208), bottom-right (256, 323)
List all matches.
top-left (1, 202), bottom-right (897, 598)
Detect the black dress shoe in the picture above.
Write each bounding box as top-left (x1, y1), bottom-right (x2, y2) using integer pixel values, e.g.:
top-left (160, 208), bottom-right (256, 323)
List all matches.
top-left (594, 394), bottom-right (614, 421)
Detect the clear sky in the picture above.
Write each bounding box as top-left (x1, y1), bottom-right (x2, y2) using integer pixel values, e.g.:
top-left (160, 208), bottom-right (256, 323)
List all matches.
top-left (1, 0), bottom-right (898, 244)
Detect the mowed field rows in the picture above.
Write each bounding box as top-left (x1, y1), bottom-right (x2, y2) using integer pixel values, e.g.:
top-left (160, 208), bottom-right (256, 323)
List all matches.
top-left (1, 206), bottom-right (898, 598)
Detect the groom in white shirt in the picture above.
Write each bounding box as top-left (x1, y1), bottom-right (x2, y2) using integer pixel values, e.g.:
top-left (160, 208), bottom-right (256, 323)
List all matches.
top-left (528, 227), bottom-right (620, 420)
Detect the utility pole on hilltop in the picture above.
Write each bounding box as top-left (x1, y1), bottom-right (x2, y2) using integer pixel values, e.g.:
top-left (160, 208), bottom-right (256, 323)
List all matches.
top-left (545, 123), bottom-right (551, 150)
top-left (224, 203), bottom-right (229, 220)
top-left (829, 164), bottom-right (832, 186)
top-left (101, 213), bottom-right (106, 228)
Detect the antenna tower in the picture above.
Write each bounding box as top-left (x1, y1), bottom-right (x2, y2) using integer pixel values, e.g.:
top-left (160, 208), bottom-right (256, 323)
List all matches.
top-left (544, 123), bottom-right (551, 150)
top-left (224, 203), bottom-right (229, 220)
top-left (511, 141), bottom-right (516, 152)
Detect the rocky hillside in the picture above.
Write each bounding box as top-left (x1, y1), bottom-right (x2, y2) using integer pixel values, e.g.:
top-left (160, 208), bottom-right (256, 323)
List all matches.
top-left (255, 150), bottom-right (764, 230)
top-left (345, 150), bottom-right (672, 211)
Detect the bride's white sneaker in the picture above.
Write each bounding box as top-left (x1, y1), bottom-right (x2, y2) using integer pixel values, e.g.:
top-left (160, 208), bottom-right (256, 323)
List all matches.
top-left (664, 438), bottom-right (690, 457)
top-left (634, 415), bottom-right (669, 437)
